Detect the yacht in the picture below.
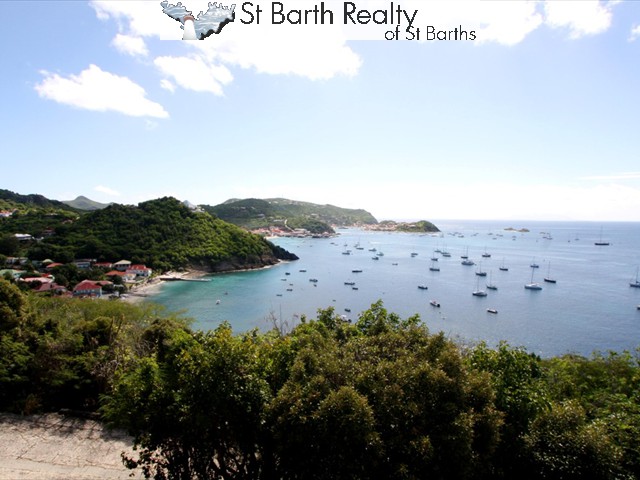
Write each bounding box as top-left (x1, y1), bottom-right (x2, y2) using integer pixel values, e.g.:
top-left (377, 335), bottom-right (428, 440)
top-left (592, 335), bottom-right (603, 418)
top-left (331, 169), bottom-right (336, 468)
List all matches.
top-left (525, 268), bottom-right (542, 290)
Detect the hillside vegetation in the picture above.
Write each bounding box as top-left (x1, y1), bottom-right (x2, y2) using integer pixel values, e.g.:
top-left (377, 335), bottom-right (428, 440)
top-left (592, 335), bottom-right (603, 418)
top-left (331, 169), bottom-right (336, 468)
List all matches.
top-left (0, 189), bottom-right (80, 240)
top-left (204, 197), bottom-right (378, 231)
top-left (1, 283), bottom-right (638, 480)
top-left (27, 197), bottom-right (296, 271)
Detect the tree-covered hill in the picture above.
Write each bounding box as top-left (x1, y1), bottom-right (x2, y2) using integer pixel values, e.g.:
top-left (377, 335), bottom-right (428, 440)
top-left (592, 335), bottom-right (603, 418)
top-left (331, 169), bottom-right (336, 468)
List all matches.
top-left (0, 189), bottom-right (80, 240)
top-left (0, 189), bottom-right (79, 213)
top-left (29, 197), bottom-right (297, 271)
top-left (203, 197), bottom-right (378, 231)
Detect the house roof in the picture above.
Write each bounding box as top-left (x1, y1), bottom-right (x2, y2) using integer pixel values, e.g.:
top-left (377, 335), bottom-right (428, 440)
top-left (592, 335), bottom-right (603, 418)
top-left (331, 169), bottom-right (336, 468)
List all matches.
top-left (45, 262), bottom-right (64, 269)
top-left (106, 270), bottom-right (125, 276)
top-left (130, 264), bottom-right (151, 270)
top-left (22, 276), bottom-right (54, 284)
top-left (73, 280), bottom-right (102, 291)
top-left (114, 260), bottom-right (131, 265)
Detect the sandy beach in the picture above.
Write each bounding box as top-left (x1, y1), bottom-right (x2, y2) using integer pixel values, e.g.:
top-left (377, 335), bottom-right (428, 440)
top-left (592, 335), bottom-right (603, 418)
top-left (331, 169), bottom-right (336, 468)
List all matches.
top-left (121, 270), bottom-right (205, 303)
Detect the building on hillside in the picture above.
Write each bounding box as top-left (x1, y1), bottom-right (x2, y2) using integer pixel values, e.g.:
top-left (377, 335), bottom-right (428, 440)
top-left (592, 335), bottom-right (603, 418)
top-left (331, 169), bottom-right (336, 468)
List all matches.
top-left (45, 262), bottom-right (65, 270)
top-left (114, 260), bottom-right (132, 272)
top-left (0, 269), bottom-right (22, 280)
top-left (33, 282), bottom-right (67, 294)
top-left (106, 270), bottom-right (136, 282)
top-left (73, 280), bottom-right (103, 298)
top-left (93, 262), bottom-right (113, 269)
top-left (73, 259), bottom-right (96, 269)
top-left (14, 233), bottom-right (34, 242)
top-left (127, 265), bottom-right (153, 277)
top-left (5, 257), bottom-right (28, 266)
top-left (21, 276), bottom-right (54, 285)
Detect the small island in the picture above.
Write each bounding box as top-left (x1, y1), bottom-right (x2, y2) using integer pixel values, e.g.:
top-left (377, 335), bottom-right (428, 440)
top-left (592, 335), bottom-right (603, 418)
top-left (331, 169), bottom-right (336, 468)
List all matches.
top-left (364, 220), bottom-right (440, 233)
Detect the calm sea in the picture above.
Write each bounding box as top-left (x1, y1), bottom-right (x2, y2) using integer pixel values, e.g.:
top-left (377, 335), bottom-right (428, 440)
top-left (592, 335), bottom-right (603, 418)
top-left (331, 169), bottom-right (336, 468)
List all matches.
top-left (149, 221), bottom-right (640, 357)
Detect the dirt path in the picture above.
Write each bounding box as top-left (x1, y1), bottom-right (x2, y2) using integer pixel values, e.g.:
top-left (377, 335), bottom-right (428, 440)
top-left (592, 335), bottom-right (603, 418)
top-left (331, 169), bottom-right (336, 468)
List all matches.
top-left (0, 412), bottom-right (141, 479)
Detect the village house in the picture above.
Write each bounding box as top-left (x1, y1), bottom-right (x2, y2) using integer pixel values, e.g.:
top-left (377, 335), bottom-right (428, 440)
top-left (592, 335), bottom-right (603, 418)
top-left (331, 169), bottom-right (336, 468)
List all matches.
top-left (126, 264), bottom-right (152, 277)
top-left (73, 280), bottom-right (103, 298)
top-left (73, 259), bottom-right (96, 269)
top-left (45, 262), bottom-right (65, 270)
top-left (93, 262), bottom-right (113, 269)
top-left (32, 282), bottom-right (67, 295)
top-left (14, 233), bottom-right (34, 242)
top-left (113, 260), bottom-right (132, 271)
top-left (106, 270), bottom-right (136, 282)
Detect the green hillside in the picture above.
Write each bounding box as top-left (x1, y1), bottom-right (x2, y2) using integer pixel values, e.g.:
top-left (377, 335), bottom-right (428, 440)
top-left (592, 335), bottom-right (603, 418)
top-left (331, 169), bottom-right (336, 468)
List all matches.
top-left (204, 197), bottom-right (378, 231)
top-left (28, 197), bottom-right (297, 271)
top-left (0, 189), bottom-right (80, 240)
top-left (0, 189), bottom-right (78, 213)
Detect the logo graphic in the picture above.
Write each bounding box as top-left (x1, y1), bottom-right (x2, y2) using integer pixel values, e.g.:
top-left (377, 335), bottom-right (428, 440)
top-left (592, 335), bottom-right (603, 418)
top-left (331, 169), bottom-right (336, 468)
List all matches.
top-left (160, 1), bottom-right (236, 40)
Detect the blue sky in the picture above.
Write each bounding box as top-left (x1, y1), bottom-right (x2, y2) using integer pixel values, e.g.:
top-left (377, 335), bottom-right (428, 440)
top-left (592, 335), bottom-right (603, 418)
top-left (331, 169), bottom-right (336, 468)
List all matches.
top-left (2, 0), bottom-right (640, 221)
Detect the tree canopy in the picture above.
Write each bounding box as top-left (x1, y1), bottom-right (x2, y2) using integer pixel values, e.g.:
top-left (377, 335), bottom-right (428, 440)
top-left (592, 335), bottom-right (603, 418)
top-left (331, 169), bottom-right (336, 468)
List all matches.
top-left (1, 284), bottom-right (638, 480)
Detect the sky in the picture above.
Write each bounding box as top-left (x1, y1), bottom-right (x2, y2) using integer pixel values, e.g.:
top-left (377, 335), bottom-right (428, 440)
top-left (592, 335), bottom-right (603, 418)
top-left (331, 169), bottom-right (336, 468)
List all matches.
top-left (2, 0), bottom-right (640, 221)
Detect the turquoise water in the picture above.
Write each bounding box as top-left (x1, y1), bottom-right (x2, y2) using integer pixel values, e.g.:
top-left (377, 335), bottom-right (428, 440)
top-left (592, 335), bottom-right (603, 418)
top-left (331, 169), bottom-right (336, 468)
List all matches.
top-left (149, 221), bottom-right (640, 357)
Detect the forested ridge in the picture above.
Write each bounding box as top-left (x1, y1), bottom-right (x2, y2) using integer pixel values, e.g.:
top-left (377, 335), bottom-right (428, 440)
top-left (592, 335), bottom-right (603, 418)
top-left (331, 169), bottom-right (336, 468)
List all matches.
top-left (204, 197), bottom-right (378, 231)
top-left (1, 279), bottom-right (638, 480)
top-left (25, 197), bottom-right (297, 271)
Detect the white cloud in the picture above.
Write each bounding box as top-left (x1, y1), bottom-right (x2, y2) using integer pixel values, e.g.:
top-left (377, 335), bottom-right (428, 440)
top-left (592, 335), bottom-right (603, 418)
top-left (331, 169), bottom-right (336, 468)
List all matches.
top-left (543, 0), bottom-right (615, 39)
top-left (160, 79), bottom-right (176, 92)
top-left (94, 185), bottom-right (121, 197)
top-left (91, 0), bottom-right (179, 39)
top-left (630, 25), bottom-right (640, 42)
top-left (35, 65), bottom-right (169, 118)
top-left (154, 55), bottom-right (233, 95)
top-left (579, 172), bottom-right (640, 181)
top-left (112, 33), bottom-right (149, 57)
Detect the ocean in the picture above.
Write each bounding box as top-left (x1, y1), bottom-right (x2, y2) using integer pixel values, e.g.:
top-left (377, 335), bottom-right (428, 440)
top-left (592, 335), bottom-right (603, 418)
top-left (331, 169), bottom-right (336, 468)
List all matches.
top-left (148, 220), bottom-right (640, 357)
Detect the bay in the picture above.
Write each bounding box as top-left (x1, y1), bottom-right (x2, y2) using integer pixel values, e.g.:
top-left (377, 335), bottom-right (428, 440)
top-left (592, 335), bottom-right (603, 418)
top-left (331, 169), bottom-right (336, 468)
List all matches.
top-left (149, 220), bottom-right (640, 357)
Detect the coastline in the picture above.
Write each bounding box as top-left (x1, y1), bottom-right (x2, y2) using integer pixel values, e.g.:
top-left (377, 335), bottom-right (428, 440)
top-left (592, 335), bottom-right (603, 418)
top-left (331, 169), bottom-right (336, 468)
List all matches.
top-left (122, 261), bottom-right (291, 304)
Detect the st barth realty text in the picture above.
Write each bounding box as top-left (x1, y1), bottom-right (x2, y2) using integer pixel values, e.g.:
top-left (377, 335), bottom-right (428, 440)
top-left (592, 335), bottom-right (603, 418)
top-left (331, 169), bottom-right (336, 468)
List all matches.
top-left (240, 1), bottom-right (477, 41)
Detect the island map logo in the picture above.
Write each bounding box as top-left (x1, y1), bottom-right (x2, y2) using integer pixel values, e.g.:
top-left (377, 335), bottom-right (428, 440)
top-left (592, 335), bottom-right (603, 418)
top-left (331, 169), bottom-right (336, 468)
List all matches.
top-left (161, 1), bottom-right (236, 40)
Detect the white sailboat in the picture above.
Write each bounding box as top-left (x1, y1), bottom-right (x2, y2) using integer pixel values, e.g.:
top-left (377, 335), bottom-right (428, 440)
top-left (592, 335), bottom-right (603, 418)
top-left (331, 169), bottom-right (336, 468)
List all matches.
top-left (472, 276), bottom-right (487, 296)
top-left (525, 268), bottom-right (542, 290)
top-left (486, 271), bottom-right (497, 290)
top-left (630, 267), bottom-right (640, 288)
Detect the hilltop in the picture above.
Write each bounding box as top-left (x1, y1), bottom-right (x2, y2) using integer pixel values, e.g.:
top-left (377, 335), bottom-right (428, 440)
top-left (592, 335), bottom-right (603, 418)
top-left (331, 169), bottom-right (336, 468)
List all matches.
top-left (0, 189), bottom-right (78, 213)
top-left (203, 198), bottom-right (378, 233)
top-left (0, 189), bottom-right (80, 240)
top-left (62, 195), bottom-right (111, 211)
